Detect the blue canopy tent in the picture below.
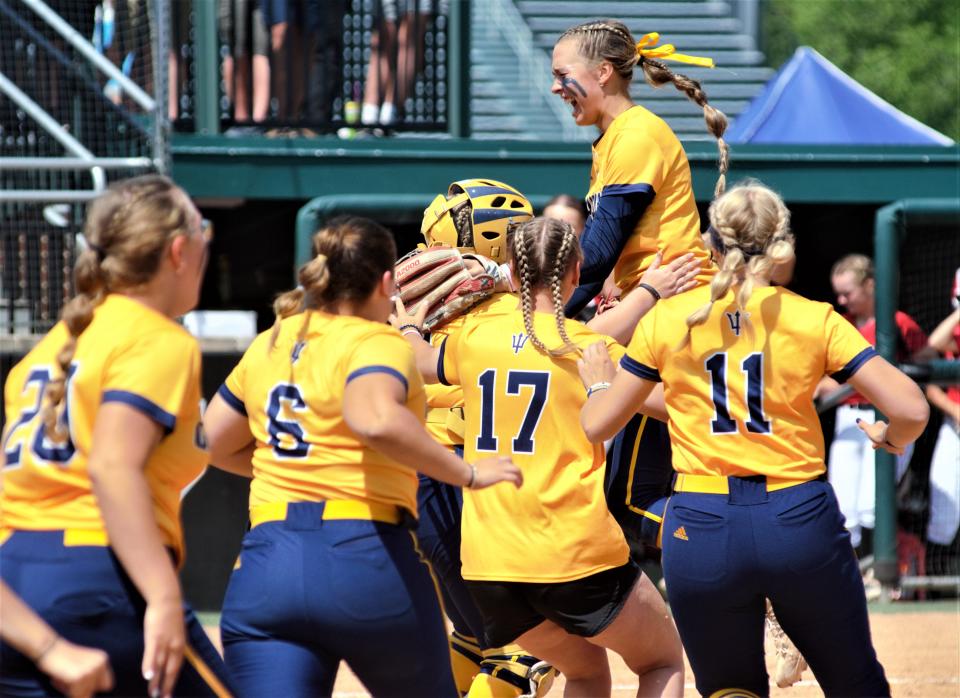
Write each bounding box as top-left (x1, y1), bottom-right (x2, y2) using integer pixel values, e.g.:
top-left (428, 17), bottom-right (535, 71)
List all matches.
top-left (728, 47), bottom-right (954, 145)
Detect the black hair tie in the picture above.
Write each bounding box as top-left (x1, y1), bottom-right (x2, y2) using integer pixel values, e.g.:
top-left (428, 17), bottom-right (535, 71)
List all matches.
top-left (707, 225), bottom-right (726, 255)
top-left (708, 226), bottom-right (764, 259)
top-left (87, 242), bottom-right (107, 263)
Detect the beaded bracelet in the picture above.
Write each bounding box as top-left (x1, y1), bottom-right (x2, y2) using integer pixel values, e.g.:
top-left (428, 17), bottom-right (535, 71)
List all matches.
top-left (398, 323), bottom-right (423, 338)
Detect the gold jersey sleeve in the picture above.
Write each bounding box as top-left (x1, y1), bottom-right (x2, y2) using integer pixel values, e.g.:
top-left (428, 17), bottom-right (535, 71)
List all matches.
top-left (625, 285), bottom-right (876, 481)
top-left (2, 295), bottom-right (206, 561)
top-left (219, 311), bottom-right (425, 516)
top-left (441, 309), bottom-right (629, 583)
top-left (587, 105), bottom-right (714, 293)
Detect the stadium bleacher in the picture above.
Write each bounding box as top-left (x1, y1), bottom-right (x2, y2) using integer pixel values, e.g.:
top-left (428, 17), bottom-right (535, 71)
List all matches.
top-left (471, 0), bottom-right (773, 141)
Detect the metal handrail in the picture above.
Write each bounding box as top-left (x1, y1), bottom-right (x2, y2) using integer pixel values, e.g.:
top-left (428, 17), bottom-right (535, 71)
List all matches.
top-left (484, 0), bottom-right (581, 141)
top-left (0, 157), bottom-right (153, 170)
top-left (0, 72), bottom-right (105, 192)
top-left (0, 191), bottom-right (111, 202)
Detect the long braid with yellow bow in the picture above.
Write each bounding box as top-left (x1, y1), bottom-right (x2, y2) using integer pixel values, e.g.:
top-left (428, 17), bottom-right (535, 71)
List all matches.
top-left (635, 31), bottom-right (729, 196)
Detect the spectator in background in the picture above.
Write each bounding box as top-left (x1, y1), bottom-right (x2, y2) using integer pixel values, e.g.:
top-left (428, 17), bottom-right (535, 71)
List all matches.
top-left (304, 0), bottom-right (348, 127)
top-left (262, 0), bottom-right (308, 125)
top-left (924, 269), bottom-right (960, 573)
top-left (543, 193), bottom-right (588, 235)
top-left (168, 1), bottom-right (191, 120)
top-left (817, 254), bottom-right (930, 555)
top-left (220, 0), bottom-right (271, 130)
top-left (395, 0), bottom-right (444, 120)
top-left (361, 0), bottom-right (399, 128)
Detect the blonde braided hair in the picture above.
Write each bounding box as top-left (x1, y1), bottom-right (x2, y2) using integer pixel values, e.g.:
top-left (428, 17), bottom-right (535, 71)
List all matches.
top-left (268, 217), bottom-right (396, 360)
top-left (680, 182), bottom-right (794, 349)
top-left (42, 175), bottom-right (192, 440)
top-left (511, 217), bottom-right (583, 357)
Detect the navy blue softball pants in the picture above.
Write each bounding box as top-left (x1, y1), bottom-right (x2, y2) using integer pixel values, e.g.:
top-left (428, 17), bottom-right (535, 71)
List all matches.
top-left (0, 530), bottom-right (232, 697)
top-left (661, 476), bottom-right (889, 697)
top-left (220, 501), bottom-right (456, 697)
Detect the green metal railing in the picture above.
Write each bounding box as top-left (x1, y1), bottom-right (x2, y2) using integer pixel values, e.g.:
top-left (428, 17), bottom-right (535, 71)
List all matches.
top-left (295, 192), bottom-right (553, 273)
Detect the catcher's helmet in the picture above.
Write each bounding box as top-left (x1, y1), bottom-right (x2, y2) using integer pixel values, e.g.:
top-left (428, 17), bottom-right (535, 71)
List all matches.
top-left (421, 179), bottom-right (533, 263)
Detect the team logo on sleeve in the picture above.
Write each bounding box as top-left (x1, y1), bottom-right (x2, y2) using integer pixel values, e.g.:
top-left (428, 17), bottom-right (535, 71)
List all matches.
top-left (725, 311), bottom-right (749, 336)
top-left (511, 333), bottom-right (528, 354)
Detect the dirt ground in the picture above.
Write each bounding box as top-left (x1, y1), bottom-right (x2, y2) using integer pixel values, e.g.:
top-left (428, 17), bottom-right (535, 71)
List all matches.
top-left (205, 603), bottom-right (959, 696)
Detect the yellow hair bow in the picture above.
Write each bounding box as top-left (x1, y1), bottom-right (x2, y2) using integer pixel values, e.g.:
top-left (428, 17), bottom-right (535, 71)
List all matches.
top-left (635, 32), bottom-right (715, 68)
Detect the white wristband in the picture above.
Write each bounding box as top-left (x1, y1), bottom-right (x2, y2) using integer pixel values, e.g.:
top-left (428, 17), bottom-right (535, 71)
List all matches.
top-left (587, 381), bottom-right (611, 397)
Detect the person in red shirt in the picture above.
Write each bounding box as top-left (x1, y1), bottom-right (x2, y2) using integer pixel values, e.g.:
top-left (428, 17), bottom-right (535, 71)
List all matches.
top-left (925, 269), bottom-right (960, 560)
top-left (818, 254), bottom-right (929, 553)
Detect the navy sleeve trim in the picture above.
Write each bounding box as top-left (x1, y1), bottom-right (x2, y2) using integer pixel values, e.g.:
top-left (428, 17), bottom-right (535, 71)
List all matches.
top-left (620, 355), bottom-right (662, 383)
top-left (217, 384), bottom-right (247, 416)
top-left (565, 186), bottom-right (656, 316)
top-left (600, 183), bottom-right (656, 198)
top-left (347, 366), bottom-right (409, 398)
top-left (101, 390), bottom-right (176, 434)
top-left (830, 347), bottom-right (879, 384)
top-left (437, 337), bottom-right (450, 386)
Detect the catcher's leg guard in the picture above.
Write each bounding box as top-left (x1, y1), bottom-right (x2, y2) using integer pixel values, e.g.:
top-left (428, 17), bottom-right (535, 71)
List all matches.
top-left (467, 645), bottom-right (557, 698)
top-left (450, 630), bottom-right (483, 695)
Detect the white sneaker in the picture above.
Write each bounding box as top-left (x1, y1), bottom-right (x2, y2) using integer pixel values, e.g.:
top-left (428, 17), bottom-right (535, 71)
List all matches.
top-left (766, 601), bottom-right (808, 688)
top-left (862, 567), bottom-right (883, 602)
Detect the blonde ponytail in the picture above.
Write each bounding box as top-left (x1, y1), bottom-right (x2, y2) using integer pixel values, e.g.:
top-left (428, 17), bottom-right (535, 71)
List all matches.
top-left (42, 248), bottom-right (107, 440)
top-left (679, 246), bottom-right (743, 350)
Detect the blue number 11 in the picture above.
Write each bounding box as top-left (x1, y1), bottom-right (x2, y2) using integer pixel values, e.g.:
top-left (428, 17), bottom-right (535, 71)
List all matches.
top-left (705, 352), bottom-right (771, 435)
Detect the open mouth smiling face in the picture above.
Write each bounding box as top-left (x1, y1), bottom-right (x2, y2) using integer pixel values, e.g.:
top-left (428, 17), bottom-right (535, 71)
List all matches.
top-left (560, 76), bottom-right (587, 119)
top-left (551, 41), bottom-right (598, 126)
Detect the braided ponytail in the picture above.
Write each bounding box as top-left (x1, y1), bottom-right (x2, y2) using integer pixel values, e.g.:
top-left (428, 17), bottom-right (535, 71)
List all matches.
top-left (42, 174), bottom-right (190, 442)
top-left (680, 181), bottom-right (795, 349)
top-left (549, 227), bottom-right (581, 357)
top-left (640, 58), bottom-right (729, 196)
top-left (515, 227), bottom-right (551, 356)
top-left (510, 218), bottom-right (583, 357)
top-left (41, 249), bottom-right (106, 439)
top-left (679, 243), bottom-right (743, 350)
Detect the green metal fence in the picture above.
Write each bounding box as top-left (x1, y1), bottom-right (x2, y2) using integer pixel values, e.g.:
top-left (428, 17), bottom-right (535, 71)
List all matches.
top-left (873, 198), bottom-right (960, 593)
